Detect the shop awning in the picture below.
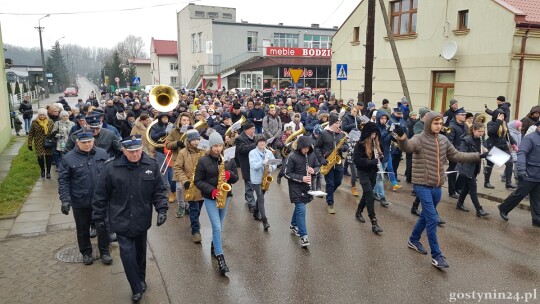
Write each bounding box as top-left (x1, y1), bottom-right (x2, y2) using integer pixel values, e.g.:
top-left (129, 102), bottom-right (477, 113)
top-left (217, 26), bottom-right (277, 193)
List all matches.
top-left (236, 57), bottom-right (331, 71)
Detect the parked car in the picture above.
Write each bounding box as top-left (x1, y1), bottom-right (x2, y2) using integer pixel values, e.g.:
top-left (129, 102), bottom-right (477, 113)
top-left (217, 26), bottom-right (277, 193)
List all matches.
top-left (64, 87), bottom-right (78, 97)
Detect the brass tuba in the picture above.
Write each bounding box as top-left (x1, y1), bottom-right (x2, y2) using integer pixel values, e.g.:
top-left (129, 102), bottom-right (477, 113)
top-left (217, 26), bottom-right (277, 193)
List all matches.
top-left (225, 116), bottom-right (246, 138)
top-left (216, 156), bottom-right (232, 209)
top-left (179, 119), bottom-right (209, 142)
top-left (281, 126), bottom-right (305, 158)
top-left (474, 113), bottom-right (489, 125)
top-left (146, 120), bottom-right (171, 148)
top-left (149, 84), bottom-right (179, 112)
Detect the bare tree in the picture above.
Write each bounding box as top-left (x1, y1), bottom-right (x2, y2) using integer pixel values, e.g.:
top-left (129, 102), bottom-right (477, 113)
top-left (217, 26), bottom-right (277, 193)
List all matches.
top-left (122, 35), bottom-right (146, 59)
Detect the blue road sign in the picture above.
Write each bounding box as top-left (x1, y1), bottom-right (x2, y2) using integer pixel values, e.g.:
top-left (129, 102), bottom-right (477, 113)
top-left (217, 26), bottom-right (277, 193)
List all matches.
top-left (336, 64), bottom-right (348, 80)
top-left (132, 77), bottom-right (141, 85)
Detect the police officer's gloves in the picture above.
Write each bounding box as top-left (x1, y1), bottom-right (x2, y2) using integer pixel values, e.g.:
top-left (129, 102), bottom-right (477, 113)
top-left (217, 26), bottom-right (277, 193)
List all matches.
top-left (61, 202), bottom-right (70, 215)
top-left (28, 146), bottom-right (33, 151)
top-left (517, 170), bottom-right (528, 181)
top-left (95, 221), bottom-right (106, 233)
top-left (157, 212), bottom-right (167, 226)
top-left (393, 125), bottom-right (405, 137)
top-left (479, 152), bottom-right (489, 159)
top-left (184, 181), bottom-right (190, 189)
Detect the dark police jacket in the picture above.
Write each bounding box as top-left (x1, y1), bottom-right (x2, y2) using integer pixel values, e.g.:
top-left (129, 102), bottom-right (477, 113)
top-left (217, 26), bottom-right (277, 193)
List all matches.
top-left (65, 127), bottom-right (122, 157)
top-left (58, 146), bottom-right (109, 208)
top-left (92, 153), bottom-right (168, 237)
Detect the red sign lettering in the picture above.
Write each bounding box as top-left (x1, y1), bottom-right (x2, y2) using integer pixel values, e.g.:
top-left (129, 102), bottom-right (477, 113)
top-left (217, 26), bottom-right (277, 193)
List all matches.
top-left (266, 47), bottom-right (331, 58)
top-left (283, 68), bottom-right (314, 78)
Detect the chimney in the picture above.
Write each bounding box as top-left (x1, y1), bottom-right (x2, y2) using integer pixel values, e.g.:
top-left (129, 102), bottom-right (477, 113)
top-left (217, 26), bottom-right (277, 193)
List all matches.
top-left (311, 24), bottom-right (319, 28)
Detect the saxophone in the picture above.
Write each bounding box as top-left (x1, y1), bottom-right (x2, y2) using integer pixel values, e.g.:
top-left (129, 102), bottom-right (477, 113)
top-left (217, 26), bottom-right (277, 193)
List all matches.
top-left (261, 151), bottom-right (274, 192)
top-left (216, 156), bottom-right (232, 209)
top-left (184, 150), bottom-right (204, 202)
top-left (320, 134), bottom-right (348, 175)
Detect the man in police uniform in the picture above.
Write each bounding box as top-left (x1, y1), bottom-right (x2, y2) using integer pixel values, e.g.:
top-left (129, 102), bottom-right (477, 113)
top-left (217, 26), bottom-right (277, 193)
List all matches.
top-left (64, 113), bottom-right (122, 157)
top-left (92, 135), bottom-right (168, 302)
top-left (58, 131), bottom-right (112, 265)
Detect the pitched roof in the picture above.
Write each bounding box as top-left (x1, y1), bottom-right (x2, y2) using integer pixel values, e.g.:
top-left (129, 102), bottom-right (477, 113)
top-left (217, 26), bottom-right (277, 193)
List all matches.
top-left (151, 38), bottom-right (178, 56)
top-left (496, 0), bottom-right (540, 26)
top-left (128, 58), bottom-right (151, 65)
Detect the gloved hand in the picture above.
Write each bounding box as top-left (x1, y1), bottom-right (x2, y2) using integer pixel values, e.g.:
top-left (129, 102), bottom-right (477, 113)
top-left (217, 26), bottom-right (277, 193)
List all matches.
top-left (340, 146), bottom-right (348, 152)
top-left (517, 171), bottom-right (528, 181)
top-left (28, 146), bottom-right (33, 151)
top-left (224, 170), bottom-right (231, 181)
top-left (479, 152), bottom-right (489, 159)
top-left (95, 221), bottom-right (106, 233)
top-left (319, 158), bottom-right (328, 166)
top-left (61, 202), bottom-right (70, 215)
top-left (184, 181), bottom-right (190, 189)
top-left (211, 188), bottom-right (219, 199)
top-left (157, 212), bottom-right (167, 226)
top-left (393, 125), bottom-right (405, 137)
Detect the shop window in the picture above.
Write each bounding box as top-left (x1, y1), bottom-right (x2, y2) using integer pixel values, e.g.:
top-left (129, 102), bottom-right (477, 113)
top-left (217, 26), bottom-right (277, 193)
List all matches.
top-left (390, 0), bottom-right (418, 35)
top-left (247, 31), bottom-right (258, 51)
top-left (273, 33), bottom-right (299, 47)
top-left (458, 10), bottom-right (469, 30)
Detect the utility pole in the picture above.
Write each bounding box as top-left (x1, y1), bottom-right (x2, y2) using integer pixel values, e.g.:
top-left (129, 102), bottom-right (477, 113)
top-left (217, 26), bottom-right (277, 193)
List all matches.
top-left (364, 0), bottom-right (375, 103)
top-left (378, 0), bottom-right (412, 109)
top-left (35, 14), bottom-right (50, 101)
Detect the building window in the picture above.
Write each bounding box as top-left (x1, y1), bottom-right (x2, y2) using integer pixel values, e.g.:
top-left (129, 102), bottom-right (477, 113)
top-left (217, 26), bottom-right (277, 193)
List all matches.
top-left (207, 12), bottom-right (218, 19)
top-left (353, 27), bottom-right (360, 42)
top-left (240, 71), bottom-right (263, 90)
top-left (431, 71), bottom-right (455, 113)
top-left (458, 10), bottom-right (469, 30)
top-left (223, 13), bottom-right (232, 19)
top-left (303, 35), bottom-right (331, 49)
top-left (170, 63), bottom-right (178, 71)
top-left (390, 0), bottom-right (418, 35)
top-left (273, 33), bottom-right (299, 47)
top-left (170, 76), bottom-right (177, 85)
top-left (198, 33), bottom-right (203, 53)
top-left (247, 31), bottom-right (258, 51)
top-left (194, 11), bottom-right (205, 18)
top-left (191, 34), bottom-right (197, 53)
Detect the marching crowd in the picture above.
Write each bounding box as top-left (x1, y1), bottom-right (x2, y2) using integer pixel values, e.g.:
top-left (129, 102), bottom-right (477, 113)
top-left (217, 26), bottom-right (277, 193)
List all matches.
top-left (21, 86), bottom-right (540, 301)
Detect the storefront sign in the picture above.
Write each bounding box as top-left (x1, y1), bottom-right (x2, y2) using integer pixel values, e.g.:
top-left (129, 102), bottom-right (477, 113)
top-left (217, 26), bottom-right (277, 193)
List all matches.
top-left (265, 47), bottom-right (331, 58)
top-left (282, 68), bottom-right (314, 78)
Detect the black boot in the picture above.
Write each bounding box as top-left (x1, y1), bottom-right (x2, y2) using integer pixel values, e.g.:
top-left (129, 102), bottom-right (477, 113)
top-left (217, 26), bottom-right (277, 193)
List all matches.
top-left (216, 254), bottom-right (229, 275)
top-left (46, 171), bottom-right (51, 179)
top-left (371, 219), bottom-right (383, 234)
top-left (253, 210), bottom-right (261, 221)
top-left (476, 208), bottom-right (489, 217)
top-left (262, 218), bottom-right (270, 230)
top-left (40, 170), bottom-right (45, 178)
top-left (210, 242), bottom-right (217, 259)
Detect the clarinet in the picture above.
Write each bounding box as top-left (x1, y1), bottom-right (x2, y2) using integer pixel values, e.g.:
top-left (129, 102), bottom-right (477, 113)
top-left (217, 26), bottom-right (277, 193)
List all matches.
top-left (480, 136), bottom-right (488, 174)
top-left (306, 154), bottom-right (314, 191)
top-left (373, 140), bottom-right (383, 173)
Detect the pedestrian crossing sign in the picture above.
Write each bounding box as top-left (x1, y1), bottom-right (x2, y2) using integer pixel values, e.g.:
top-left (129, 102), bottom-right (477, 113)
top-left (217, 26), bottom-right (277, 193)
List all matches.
top-left (336, 64), bottom-right (348, 80)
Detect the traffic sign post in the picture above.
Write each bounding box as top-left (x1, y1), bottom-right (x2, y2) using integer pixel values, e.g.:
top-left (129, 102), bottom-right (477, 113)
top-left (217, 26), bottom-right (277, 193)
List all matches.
top-left (289, 68), bottom-right (303, 96)
top-left (336, 64), bottom-right (348, 99)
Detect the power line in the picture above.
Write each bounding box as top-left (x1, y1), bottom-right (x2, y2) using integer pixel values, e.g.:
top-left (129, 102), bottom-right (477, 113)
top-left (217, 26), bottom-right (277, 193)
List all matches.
top-left (0, 1), bottom-right (199, 16)
top-left (320, 0), bottom-right (347, 26)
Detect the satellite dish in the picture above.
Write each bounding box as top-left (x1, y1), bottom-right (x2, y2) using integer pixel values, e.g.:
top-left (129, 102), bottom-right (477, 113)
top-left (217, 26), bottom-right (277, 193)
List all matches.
top-left (441, 41), bottom-right (458, 61)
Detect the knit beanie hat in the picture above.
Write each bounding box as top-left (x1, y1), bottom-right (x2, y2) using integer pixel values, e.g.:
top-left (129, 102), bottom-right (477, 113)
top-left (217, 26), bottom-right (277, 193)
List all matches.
top-left (329, 113), bottom-right (339, 126)
top-left (186, 129), bottom-right (201, 143)
top-left (419, 107), bottom-right (430, 119)
top-left (208, 132), bottom-right (224, 147)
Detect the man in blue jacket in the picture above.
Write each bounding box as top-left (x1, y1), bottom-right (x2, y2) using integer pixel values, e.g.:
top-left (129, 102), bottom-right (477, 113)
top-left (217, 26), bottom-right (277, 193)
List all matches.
top-left (58, 132), bottom-right (111, 265)
top-left (499, 121), bottom-right (540, 227)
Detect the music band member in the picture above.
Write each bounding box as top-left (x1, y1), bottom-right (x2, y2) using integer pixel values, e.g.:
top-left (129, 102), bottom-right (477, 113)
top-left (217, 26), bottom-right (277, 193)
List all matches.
top-left (173, 129), bottom-right (205, 243)
top-left (92, 135), bottom-right (168, 301)
top-left (315, 113), bottom-right (348, 214)
top-left (235, 121), bottom-right (257, 213)
top-left (58, 132), bottom-right (112, 265)
top-left (248, 135), bottom-right (277, 230)
top-left (194, 132), bottom-right (239, 275)
top-left (284, 136), bottom-right (320, 247)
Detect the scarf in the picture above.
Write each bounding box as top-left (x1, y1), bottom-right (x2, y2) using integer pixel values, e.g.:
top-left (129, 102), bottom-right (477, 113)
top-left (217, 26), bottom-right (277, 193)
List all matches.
top-left (37, 117), bottom-right (50, 135)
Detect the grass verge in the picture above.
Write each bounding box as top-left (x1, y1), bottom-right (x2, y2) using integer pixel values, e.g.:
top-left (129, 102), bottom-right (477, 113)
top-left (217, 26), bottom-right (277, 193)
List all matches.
top-left (0, 142), bottom-right (40, 217)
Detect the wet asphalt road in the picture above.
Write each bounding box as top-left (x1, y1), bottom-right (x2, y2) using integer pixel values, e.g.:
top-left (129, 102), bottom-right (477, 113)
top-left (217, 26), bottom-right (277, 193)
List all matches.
top-left (148, 175), bottom-right (540, 304)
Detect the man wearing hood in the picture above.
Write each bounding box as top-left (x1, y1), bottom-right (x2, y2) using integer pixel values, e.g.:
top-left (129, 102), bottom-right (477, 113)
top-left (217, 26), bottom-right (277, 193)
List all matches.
top-left (485, 96), bottom-right (511, 123)
top-left (394, 112), bottom-right (485, 268)
top-left (520, 106), bottom-right (540, 137)
top-left (446, 108), bottom-right (468, 198)
top-left (485, 109), bottom-right (517, 189)
top-left (235, 121), bottom-right (258, 213)
top-left (284, 135), bottom-right (320, 247)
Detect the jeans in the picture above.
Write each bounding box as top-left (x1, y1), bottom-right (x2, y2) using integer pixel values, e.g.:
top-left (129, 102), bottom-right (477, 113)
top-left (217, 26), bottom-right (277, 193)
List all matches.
top-left (291, 202), bottom-right (307, 237)
top-left (175, 182), bottom-right (185, 209)
top-left (349, 162), bottom-right (358, 187)
top-left (374, 161), bottom-right (398, 199)
top-left (500, 180), bottom-right (540, 225)
top-left (356, 171), bottom-right (377, 220)
top-left (204, 196), bottom-right (231, 256)
top-left (188, 200), bottom-right (204, 234)
top-left (410, 185), bottom-right (443, 258)
top-left (255, 125), bottom-right (263, 134)
top-left (457, 176), bottom-right (482, 210)
top-left (23, 118), bottom-right (31, 133)
top-left (324, 166), bottom-right (344, 205)
top-left (244, 180), bottom-right (255, 208)
top-left (252, 184), bottom-right (267, 219)
top-left (72, 207), bottom-right (109, 256)
top-left (391, 151), bottom-right (402, 177)
top-left (117, 231), bottom-right (147, 294)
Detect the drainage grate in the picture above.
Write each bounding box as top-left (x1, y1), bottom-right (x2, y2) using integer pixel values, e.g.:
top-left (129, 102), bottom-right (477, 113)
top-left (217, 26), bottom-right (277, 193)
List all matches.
top-left (56, 244), bottom-right (100, 263)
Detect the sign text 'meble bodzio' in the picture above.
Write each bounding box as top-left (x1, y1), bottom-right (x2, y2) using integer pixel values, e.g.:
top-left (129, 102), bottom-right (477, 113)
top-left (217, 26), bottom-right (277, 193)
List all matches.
top-left (265, 47), bottom-right (332, 58)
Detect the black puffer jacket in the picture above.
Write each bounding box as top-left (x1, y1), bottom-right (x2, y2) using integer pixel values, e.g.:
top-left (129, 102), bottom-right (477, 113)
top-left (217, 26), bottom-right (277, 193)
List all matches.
top-left (64, 127), bottom-right (122, 157)
top-left (234, 131), bottom-right (256, 180)
top-left (58, 146), bottom-right (109, 208)
top-left (19, 101), bottom-right (33, 119)
top-left (284, 136), bottom-right (320, 204)
top-left (486, 102), bottom-right (511, 123)
top-left (354, 122), bottom-right (382, 174)
top-left (194, 152), bottom-right (239, 199)
top-left (456, 134), bottom-right (482, 179)
top-left (314, 128), bottom-right (348, 166)
top-left (486, 109), bottom-right (515, 152)
top-left (92, 153), bottom-right (169, 237)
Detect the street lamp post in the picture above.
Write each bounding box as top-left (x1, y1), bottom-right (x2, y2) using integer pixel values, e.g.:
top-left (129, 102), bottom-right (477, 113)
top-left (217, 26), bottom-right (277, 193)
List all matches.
top-left (35, 14), bottom-right (50, 104)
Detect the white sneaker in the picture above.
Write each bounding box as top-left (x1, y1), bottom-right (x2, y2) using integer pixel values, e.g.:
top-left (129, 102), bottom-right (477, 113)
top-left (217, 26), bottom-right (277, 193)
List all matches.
top-left (300, 236), bottom-right (310, 247)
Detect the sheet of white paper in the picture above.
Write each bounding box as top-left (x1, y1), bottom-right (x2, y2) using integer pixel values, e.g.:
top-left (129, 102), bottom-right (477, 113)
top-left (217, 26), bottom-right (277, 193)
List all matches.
top-left (359, 115), bottom-right (371, 123)
top-left (266, 137), bottom-right (276, 144)
top-left (223, 146), bottom-right (236, 161)
top-left (443, 116), bottom-right (448, 123)
top-left (267, 159), bottom-right (282, 166)
top-left (231, 120), bottom-right (242, 132)
top-left (486, 146), bottom-right (511, 167)
top-left (197, 139), bottom-right (209, 150)
top-left (445, 171), bottom-right (458, 174)
top-left (308, 190), bottom-right (327, 196)
top-left (347, 130), bottom-right (361, 141)
top-left (389, 123), bottom-right (396, 132)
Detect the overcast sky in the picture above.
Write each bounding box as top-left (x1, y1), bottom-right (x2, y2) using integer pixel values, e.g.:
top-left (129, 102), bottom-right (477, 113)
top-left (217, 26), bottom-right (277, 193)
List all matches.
top-left (1, 0), bottom-right (360, 50)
